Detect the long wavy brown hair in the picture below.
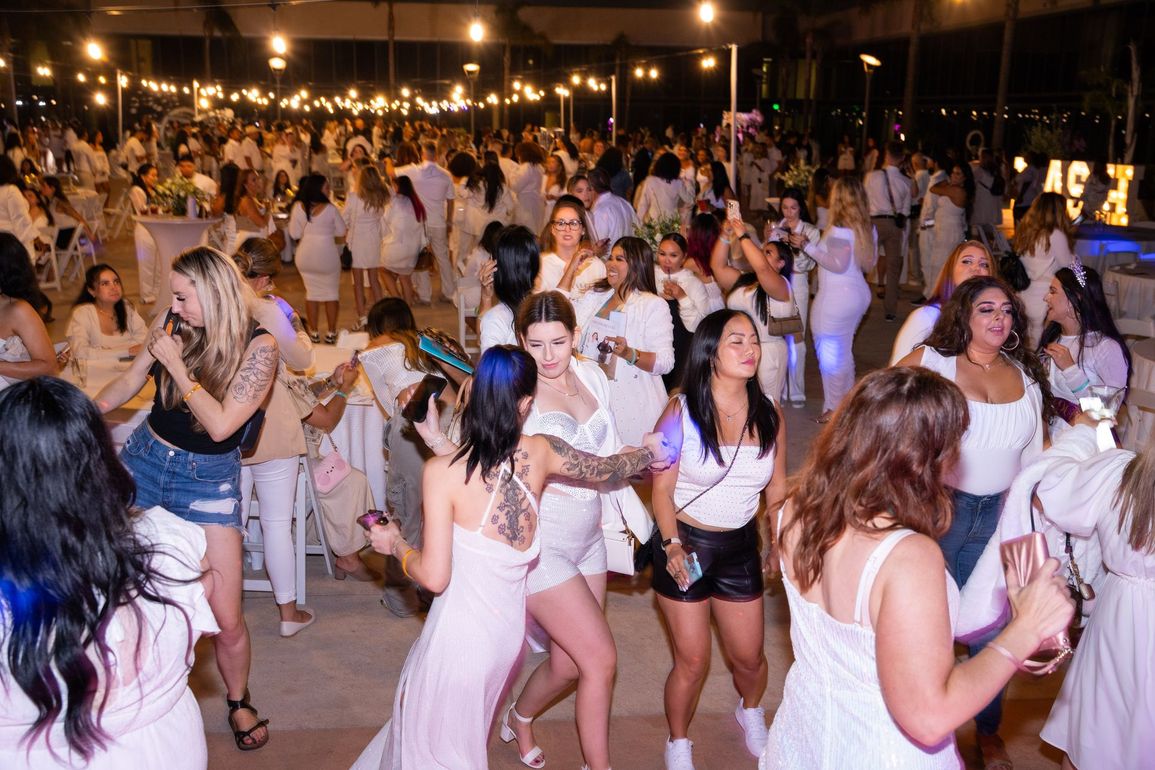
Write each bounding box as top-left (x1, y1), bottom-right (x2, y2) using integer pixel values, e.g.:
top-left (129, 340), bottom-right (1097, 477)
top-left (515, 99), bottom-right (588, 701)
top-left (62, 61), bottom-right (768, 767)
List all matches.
top-left (1013, 191), bottom-right (1074, 256)
top-left (1116, 434), bottom-right (1155, 553)
top-left (786, 367), bottom-right (969, 591)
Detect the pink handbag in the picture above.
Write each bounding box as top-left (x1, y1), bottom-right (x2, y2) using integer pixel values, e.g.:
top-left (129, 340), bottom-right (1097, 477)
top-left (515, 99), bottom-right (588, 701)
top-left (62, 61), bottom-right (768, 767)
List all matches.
top-left (312, 433), bottom-right (352, 495)
top-left (999, 532), bottom-right (1074, 675)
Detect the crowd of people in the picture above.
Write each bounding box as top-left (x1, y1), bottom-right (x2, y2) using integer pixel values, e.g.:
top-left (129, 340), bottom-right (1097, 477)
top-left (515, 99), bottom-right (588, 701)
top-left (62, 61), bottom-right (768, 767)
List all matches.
top-left (0, 110), bottom-right (1151, 770)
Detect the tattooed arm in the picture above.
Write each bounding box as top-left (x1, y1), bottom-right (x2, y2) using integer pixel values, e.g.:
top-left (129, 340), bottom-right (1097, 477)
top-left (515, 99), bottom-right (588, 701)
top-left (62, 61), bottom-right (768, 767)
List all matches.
top-left (539, 434), bottom-right (667, 484)
top-left (167, 333), bottom-right (279, 442)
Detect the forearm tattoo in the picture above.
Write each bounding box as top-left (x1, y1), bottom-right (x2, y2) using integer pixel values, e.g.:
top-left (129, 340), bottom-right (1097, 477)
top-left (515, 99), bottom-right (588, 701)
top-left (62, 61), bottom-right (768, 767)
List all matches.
top-left (544, 435), bottom-right (655, 484)
top-left (230, 344), bottom-right (278, 404)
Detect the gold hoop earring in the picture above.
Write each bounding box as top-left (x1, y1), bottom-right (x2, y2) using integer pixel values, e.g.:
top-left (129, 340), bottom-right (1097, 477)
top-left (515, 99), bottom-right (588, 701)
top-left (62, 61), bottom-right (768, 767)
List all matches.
top-left (1001, 330), bottom-right (1021, 351)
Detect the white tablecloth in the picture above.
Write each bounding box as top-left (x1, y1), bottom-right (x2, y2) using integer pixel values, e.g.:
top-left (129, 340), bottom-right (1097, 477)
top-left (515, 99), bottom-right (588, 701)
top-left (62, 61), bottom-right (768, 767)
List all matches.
top-left (67, 189), bottom-right (103, 228)
top-left (1105, 263), bottom-right (1155, 320)
top-left (1124, 337), bottom-right (1155, 450)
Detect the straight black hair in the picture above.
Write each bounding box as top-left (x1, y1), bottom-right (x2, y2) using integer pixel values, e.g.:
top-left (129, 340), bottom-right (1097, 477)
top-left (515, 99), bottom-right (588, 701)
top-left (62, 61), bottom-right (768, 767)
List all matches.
top-left (75, 263), bottom-right (129, 334)
top-left (780, 186), bottom-right (813, 224)
top-left (0, 232), bottom-right (41, 304)
top-left (452, 345), bottom-right (537, 482)
top-left (731, 243), bottom-right (794, 328)
top-left (1039, 266), bottom-right (1132, 380)
top-left (294, 173), bottom-right (330, 221)
top-left (651, 152), bottom-right (681, 183)
top-left (493, 225), bottom-right (540, 313)
top-left (468, 158), bottom-right (506, 212)
top-left (682, 309), bottom-right (779, 463)
top-left (709, 160), bottom-right (731, 201)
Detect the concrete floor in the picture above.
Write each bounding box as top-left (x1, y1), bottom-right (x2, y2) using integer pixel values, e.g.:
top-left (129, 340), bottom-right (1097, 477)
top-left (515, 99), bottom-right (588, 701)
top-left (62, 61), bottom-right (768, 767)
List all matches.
top-left (41, 231), bottom-right (1066, 769)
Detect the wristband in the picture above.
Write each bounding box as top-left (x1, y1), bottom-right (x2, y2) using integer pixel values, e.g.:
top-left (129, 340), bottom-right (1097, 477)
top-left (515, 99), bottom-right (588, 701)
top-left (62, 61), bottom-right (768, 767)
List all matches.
top-left (738, 233), bottom-right (752, 242)
top-left (719, 236), bottom-right (732, 244)
top-left (182, 383), bottom-right (202, 401)
top-left (627, 347), bottom-right (639, 366)
top-left (662, 537), bottom-right (682, 548)
top-left (400, 547), bottom-right (416, 579)
top-left (334, 390), bottom-right (349, 399)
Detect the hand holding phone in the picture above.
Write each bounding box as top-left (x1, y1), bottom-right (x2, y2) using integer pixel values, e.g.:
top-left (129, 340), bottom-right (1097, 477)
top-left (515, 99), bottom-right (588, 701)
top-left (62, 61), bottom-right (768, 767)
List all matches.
top-left (725, 199), bottom-right (742, 223)
top-left (401, 374), bottom-right (448, 423)
top-left (356, 509), bottom-right (391, 531)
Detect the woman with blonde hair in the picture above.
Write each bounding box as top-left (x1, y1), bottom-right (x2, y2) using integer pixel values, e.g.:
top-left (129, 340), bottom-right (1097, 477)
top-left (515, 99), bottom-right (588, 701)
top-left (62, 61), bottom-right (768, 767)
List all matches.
top-left (1014, 191), bottom-right (1076, 346)
top-left (801, 176), bottom-right (877, 420)
top-left (890, 241), bottom-right (996, 364)
top-left (343, 164), bottom-right (390, 328)
top-left (95, 246), bottom-right (278, 751)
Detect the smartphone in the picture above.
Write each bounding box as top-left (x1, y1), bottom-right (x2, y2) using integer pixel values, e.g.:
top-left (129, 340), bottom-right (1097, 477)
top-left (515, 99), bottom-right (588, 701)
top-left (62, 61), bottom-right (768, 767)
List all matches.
top-left (682, 552), bottom-right (704, 591)
top-left (726, 199), bottom-right (742, 222)
top-left (349, 349), bottom-right (360, 368)
top-left (401, 374), bottom-right (448, 423)
top-left (356, 509), bottom-right (390, 531)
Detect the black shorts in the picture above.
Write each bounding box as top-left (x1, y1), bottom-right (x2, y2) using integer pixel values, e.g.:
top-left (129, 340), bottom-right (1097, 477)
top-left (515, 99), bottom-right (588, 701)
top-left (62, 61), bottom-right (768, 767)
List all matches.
top-left (651, 519), bottom-right (764, 602)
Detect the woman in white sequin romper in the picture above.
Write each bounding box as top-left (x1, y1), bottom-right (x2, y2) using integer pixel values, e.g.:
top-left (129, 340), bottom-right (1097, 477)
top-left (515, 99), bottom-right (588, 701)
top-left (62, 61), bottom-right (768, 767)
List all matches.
top-left (764, 367), bottom-right (1073, 770)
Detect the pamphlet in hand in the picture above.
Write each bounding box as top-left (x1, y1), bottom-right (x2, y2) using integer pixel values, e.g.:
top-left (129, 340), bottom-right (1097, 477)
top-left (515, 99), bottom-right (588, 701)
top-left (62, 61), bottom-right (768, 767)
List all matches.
top-left (419, 334), bottom-right (474, 375)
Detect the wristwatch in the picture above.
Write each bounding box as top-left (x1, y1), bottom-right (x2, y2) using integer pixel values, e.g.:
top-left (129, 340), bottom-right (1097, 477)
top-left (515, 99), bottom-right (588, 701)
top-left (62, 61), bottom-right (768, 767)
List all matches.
top-left (738, 233), bottom-right (752, 242)
top-left (662, 536), bottom-right (682, 549)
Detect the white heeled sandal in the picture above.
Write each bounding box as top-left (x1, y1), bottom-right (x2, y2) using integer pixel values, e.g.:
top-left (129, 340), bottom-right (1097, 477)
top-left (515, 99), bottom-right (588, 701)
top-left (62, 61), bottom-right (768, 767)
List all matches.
top-left (500, 704), bottom-right (545, 768)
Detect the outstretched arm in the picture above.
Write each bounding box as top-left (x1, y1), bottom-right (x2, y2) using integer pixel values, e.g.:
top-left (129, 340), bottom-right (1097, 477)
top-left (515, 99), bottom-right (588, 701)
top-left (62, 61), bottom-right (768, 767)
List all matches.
top-left (540, 433), bottom-right (668, 484)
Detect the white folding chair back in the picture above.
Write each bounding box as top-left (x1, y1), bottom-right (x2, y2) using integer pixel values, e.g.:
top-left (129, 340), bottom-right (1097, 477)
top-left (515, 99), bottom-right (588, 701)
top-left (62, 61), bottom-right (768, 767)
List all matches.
top-left (455, 281), bottom-right (481, 355)
top-left (58, 226), bottom-right (97, 282)
top-left (104, 183), bottom-right (132, 239)
top-left (37, 233), bottom-right (63, 292)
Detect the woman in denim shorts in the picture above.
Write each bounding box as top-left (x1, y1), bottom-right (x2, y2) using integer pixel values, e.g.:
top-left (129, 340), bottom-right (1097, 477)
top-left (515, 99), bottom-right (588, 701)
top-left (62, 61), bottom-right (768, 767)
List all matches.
top-left (97, 246), bottom-right (278, 752)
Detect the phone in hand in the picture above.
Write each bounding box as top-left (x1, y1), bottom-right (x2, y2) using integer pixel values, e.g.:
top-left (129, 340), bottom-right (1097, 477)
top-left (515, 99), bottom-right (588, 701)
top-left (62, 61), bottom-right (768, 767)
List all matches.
top-left (162, 310), bottom-right (182, 337)
top-left (681, 551), bottom-right (704, 591)
top-left (725, 199), bottom-right (742, 222)
top-left (401, 374), bottom-right (448, 423)
top-left (356, 509), bottom-right (390, 531)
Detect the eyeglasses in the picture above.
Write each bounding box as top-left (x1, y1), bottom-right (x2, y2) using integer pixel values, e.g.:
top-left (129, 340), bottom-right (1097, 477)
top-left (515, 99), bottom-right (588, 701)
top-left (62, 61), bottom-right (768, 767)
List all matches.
top-left (551, 219), bottom-right (582, 231)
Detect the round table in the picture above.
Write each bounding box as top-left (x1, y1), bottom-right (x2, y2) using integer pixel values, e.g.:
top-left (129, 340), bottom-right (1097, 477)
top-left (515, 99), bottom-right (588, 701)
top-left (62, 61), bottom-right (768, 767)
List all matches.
top-left (1124, 337), bottom-right (1155, 451)
top-left (134, 216), bottom-right (221, 315)
top-left (1104, 262), bottom-right (1155, 320)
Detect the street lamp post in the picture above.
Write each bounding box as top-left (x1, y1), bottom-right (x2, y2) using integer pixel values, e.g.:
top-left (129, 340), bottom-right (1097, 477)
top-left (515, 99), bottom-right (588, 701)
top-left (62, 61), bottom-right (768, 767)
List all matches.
top-left (859, 53), bottom-right (881, 155)
top-left (86, 41), bottom-right (124, 146)
top-left (268, 56), bottom-right (287, 121)
top-left (463, 62), bottom-right (480, 137)
top-left (610, 74), bottom-right (617, 141)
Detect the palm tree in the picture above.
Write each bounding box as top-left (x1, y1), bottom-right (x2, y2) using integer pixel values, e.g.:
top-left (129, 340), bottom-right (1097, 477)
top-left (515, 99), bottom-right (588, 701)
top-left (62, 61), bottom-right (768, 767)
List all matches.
top-left (991, 0), bottom-right (1020, 151)
top-left (201, 0), bottom-right (242, 84)
top-left (492, 1), bottom-right (551, 130)
top-left (900, 0), bottom-right (929, 137)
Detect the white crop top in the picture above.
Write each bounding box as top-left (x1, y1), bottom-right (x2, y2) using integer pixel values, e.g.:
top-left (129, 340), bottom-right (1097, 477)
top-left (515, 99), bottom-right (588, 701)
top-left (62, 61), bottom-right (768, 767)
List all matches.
top-left (671, 395), bottom-right (776, 529)
top-left (917, 347), bottom-right (1043, 495)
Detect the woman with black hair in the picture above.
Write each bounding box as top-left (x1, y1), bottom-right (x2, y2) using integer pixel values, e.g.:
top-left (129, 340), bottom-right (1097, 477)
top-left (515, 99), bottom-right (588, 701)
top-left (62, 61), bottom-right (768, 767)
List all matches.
top-left (40, 175), bottom-right (96, 250)
top-left (650, 309), bottom-right (787, 770)
top-left (462, 156), bottom-right (515, 260)
top-left (637, 151), bottom-right (694, 225)
top-left (128, 162), bottom-right (162, 300)
top-left (478, 224), bottom-right (541, 354)
top-left (698, 160), bottom-right (736, 211)
top-left (1039, 263), bottom-right (1131, 435)
top-left (655, 232), bottom-right (711, 391)
top-left (206, 161), bottom-right (240, 257)
top-left (66, 263), bottom-right (148, 360)
top-left (0, 233), bottom-right (57, 390)
top-left (288, 173), bottom-right (347, 343)
top-left (0, 378), bottom-right (217, 767)
top-left (352, 345), bottom-right (672, 770)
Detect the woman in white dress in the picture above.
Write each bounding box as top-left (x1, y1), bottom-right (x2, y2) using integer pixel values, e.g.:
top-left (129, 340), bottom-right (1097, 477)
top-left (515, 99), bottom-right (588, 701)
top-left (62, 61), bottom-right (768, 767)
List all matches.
top-left (652, 310), bottom-right (787, 770)
top-left (562, 236), bottom-right (675, 446)
top-left (890, 241), bottom-right (995, 364)
top-left (342, 165), bottom-right (389, 328)
top-left (1035, 418), bottom-right (1155, 770)
top-left (804, 176), bottom-right (877, 420)
top-left (379, 174), bottom-right (427, 307)
top-left (766, 188), bottom-right (820, 406)
top-left (1014, 192), bottom-right (1076, 346)
top-left (510, 141), bottom-right (547, 232)
top-left (764, 366), bottom-right (1073, 770)
top-left (1037, 264), bottom-right (1130, 436)
top-left (352, 346), bottom-right (670, 770)
top-left (712, 234), bottom-right (796, 403)
top-left (0, 378), bottom-right (218, 770)
top-left (66, 263), bottom-right (148, 360)
top-left (637, 152), bottom-right (694, 227)
top-left (461, 160), bottom-right (515, 260)
top-left (288, 173), bottom-right (347, 343)
top-left (128, 163), bottom-right (160, 304)
top-left (928, 162), bottom-right (974, 302)
top-left (92, 131), bottom-right (111, 203)
top-left (478, 225), bottom-right (540, 354)
top-left (655, 232), bottom-right (711, 390)
top-left (896, 276), bottom-right (1050, 768)
top-left (542, 153), bottom-right (567, 206)
top-left (0, 235), bottom-right (57, 391)
top-left (685, 213), bottom-right (726, 313)
top-left (537, 199), bottom-right (605, 293)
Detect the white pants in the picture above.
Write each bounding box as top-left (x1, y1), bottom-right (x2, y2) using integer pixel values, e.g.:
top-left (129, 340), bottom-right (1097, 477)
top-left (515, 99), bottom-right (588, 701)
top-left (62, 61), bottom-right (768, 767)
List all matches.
top-left (426, 225), bottom-right (453, 299)
top-left (920, 227), bottom-right (942, 299)
top-left (240, 457), bottom-right (300, 606)
top-left (412, 270), bottom-right (432, 303)
top-left (784, 273), bottom-right (810, 403)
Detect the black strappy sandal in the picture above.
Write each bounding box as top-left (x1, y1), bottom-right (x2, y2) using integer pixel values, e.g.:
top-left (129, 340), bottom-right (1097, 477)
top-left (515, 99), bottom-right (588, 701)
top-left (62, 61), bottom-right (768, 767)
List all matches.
top-left (226, 691), bottom-right (270, 751)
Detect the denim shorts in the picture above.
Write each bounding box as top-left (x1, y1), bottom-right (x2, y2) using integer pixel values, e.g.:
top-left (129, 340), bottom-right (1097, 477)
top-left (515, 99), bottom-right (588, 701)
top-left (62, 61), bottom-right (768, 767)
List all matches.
top-left (121, 422), bottom-right (243, 530)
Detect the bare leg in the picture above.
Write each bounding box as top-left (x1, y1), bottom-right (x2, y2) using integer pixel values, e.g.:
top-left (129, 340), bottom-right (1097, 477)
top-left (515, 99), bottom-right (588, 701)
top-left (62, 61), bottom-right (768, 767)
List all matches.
top-left (709, 596), bottom-right (767, 707)
top-left (514, 573), bottom-right (614, 770)
top-left (324, 300), bottom-right (339, 334)
top-left (656, 595), bottom-right (713, 739)
top-left (352, 268), bottom-right (368, 320)
top-left (366, 268), bottom-right (383, 304)
top-left (202, 525), bottom-right (267, 745)
top-left (305, 300), bottom-right (320, 335)
top-left (380, 269), bottom-right (400, 298)
top-left (1061, 755), bottom-right (1078, 770)
top-left (398, 275), bottom-right (416, 306)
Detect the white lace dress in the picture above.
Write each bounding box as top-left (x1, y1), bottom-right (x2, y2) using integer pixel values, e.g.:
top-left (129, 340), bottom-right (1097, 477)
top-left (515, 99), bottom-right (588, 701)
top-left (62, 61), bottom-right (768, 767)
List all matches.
top-left (763, 529), bottom-right (964, 769)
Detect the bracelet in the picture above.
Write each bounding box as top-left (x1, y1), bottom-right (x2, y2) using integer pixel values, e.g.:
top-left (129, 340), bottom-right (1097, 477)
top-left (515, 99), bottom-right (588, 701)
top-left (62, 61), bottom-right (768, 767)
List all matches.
top-left (719, 236), bottom-right (732, 244)
top-left (427, 432), bottom-right (448, 450)
top-left (662, 536), bottom-right (682, 548)
top-left (738, 233), bottom-right (752, 242)
top-left (987, 642), bottom-right (1021, 669)
top-left (334, 390), bottom-right (349, 400)
top-left (400, 547), bottom-right (416, 579)
top-left (627, 347), bottom-right (639, 366)
top-left (182, 383), bottom-right (202, 402)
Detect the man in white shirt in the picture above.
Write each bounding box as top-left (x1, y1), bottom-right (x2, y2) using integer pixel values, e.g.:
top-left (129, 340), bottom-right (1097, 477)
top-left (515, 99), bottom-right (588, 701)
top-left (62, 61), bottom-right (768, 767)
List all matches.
top-left (865, 140), bottom-right (913, 320)
top-left (122, 126), bottom-right (149, 175)
top-left (393, 141), bottom-right (457, 302)
top-left (240, 125), bottom-right (264, 172)
top-left (588, 168), bottom-right (638, 250)
top-left (177, 155), bottom-right (218, 197)
top-left (222, 126), bottom-right (244, 168)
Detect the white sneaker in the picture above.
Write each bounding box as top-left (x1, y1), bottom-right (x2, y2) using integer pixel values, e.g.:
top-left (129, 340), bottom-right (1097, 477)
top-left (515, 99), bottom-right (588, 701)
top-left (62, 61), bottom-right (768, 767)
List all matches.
top-left (664, 737), bottom-right (695, 770)
top-left (734, 699), bottom-right (768, 757)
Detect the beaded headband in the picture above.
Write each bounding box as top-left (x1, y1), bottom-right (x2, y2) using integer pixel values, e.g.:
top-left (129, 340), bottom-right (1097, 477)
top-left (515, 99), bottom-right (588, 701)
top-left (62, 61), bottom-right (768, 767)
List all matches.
top-left (1070, 257), bottom-right (1087, 288)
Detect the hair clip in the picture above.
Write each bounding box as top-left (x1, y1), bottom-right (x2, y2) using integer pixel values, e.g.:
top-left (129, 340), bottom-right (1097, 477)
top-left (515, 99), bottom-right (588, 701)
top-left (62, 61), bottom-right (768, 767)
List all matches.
top-left (1071, 257), bottom-right (1087, 288)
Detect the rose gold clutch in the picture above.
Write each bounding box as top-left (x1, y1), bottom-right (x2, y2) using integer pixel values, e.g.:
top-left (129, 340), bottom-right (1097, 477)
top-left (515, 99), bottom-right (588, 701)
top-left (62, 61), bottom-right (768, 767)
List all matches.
top-left (999, 532), bottom-right (1073, 676)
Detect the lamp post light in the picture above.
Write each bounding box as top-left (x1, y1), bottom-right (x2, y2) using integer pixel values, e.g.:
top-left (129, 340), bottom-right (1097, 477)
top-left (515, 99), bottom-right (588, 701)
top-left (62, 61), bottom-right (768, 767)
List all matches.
top-left (859, 53), bottom-right (881, 154)
top-left (268, 56), bottom-right (287, 121)
top-left (696, 7), bottom-right (738, 211)
top-left (85, 40), bottom-right (124, 147)
top-left (463, 62), bottom-right (480, 136)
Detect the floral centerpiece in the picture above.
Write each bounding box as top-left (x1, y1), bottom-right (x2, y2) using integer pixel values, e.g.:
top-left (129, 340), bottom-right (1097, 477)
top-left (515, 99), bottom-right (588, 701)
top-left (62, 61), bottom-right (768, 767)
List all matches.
top-left (634, 214), bottom-right (683, 252)
top-left (152, 175), bottom-right (213, 217)
top-left (776, 161), bottom-right (816, 194)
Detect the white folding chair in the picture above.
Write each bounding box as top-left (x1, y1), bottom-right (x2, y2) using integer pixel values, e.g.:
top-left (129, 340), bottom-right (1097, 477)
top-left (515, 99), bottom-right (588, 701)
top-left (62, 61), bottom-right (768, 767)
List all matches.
top-left (455, 281), bottom-right (481, 356)
top-left (36, 235), bottom-right (63, 292)
top-left (57, 226), bottom-right (97, 283)
top-left (104, 181), bottom-right (132, 239)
